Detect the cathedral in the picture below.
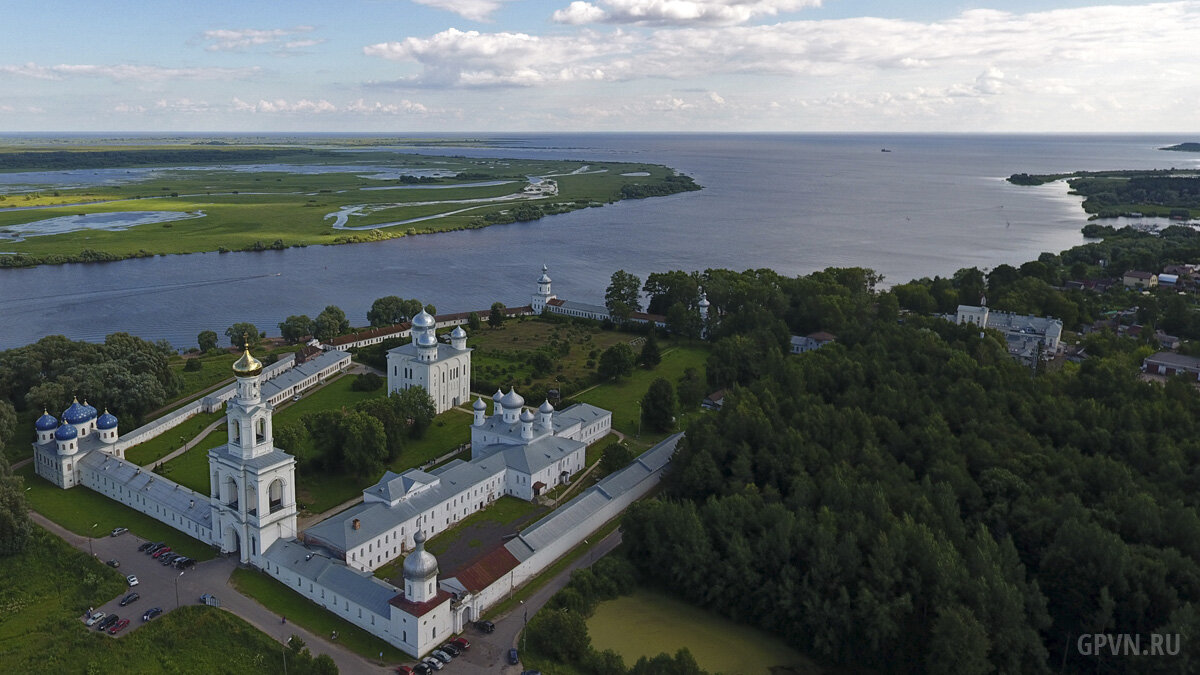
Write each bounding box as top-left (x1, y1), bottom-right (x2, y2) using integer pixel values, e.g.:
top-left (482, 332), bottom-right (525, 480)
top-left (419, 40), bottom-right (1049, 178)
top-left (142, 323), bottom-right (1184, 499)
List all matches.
top-left (386, 309), bottom-right (471, 414)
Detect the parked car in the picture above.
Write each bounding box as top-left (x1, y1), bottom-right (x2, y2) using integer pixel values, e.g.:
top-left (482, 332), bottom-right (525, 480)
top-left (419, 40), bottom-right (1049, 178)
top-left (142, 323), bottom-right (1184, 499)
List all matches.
top-left (395, 667), bottom-right (414, 675)
top-left (439, 643), bottom-right (461, 657)
top-left (292, 394), bottom-right (302, 401)
top-left (450, 636), bottom-right (470, 650)
top-left (105, 559), bottom-right (120, 568)
top-left (508, 648), bottom-right (520, 665)
top-left (119, 592), bottom-right (139, 607)
top-left (160, 553), bottom-right (180, 565)
top-left (200, 593), bottom-right (220, 606)
top-left (412, 664), bottom-right (431, 675)
top-left (152, 546), bottom-right (172, 559)
top-left (85, 611), bottom-right (105, 626)
top-left (145, 542), bottom-right (166, 554)
top-left (174, 557), bottom-right (195, 569)
top-left (137, 541), bottom-right (154, 552)
top-left (97, 614), bottom-right (119, 631)
top-left (126, 575), bottom-right (139, 587)
top-left (431, 649), bottom-right (452, 663)
top-left (424, 657), bottom-right (444, 671)
top-left (475, 619), bottom-right (495, 633)
top-left (108, 619), bottom-right (130, 635)
top-left (521, 671), bottom-right (543, 675)
top-left (110, 527), bottom-right (128, 537)
top-left (142, 607), bottom-right (163, 621)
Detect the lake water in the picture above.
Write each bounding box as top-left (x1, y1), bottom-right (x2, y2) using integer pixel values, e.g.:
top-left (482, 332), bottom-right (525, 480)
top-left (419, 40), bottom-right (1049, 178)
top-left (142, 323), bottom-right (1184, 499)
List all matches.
top-left (0, 133), bottom-right (1195, 350)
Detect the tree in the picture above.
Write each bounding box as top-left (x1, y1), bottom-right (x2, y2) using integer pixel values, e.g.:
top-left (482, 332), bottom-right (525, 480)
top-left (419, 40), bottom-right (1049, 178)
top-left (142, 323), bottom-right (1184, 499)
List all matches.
top-left (367, 296), bottom-right (408, 326)
top-left (644, 270), bottom-right (701, 315)
top-left (468, 312), bottom-right (482, 332)
top-left (314, 305), bottom-right (349, 341)
top-left (274, 423), bottom-right (306, 455)
top-left (489, 302), bottom-right (506, 328)
top-left (197, 330), bottom-right (218, 352)
top-left (641, 377), bottom-right (676, 432)
top-left (0, 454), bottom-right (31, 555)
top-left (225, 323), bottom-right (261, 350)
top-left (401, 298), bottom-right (424, 320)
top-left (605, 270), bottom-right (642, 323)
top-left (526, 608), bottom-right (591, 664)
top-left (424, 303), bottom-right (437, 316)
top-left (278, 315), bottom-right (315, 344)
top-left (639, 331), bottom-right (662, 369)
top-left (340, 411), bottom-right (387, 478)
top-left (0, 400), bottom-right (15, 452)
top-left (393, 386), bottom-right (437, 439)
top-left (598, 344), bottom-right (635, 380)
top-left (676, 367), bottom-right (706, 411)
top-left (600, 442), bottom-right (635, 475)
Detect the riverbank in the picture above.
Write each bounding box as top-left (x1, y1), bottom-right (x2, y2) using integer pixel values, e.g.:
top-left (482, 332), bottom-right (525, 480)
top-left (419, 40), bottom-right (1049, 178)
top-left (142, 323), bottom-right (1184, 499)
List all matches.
top-left (0, 145), bottom-right (699, 268)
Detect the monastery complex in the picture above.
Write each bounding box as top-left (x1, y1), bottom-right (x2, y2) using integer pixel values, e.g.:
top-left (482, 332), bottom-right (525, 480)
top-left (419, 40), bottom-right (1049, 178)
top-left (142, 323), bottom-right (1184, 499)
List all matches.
top-left (30, 266), bottom-right (681, 658)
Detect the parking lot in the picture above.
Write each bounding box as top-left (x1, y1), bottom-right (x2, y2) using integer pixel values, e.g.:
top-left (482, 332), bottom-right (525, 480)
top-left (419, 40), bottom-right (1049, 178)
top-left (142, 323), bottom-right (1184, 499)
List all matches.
top-left (76, 529), bottom-right (230, 637)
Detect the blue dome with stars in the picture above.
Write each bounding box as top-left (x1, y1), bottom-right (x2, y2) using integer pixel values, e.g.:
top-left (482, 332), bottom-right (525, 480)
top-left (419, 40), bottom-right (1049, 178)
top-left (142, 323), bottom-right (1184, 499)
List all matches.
top-left (55, 423), bottom-right (78, 441)
top-left (62, 399), bottom-right (94, 424)
top-left (35, 411), bottom-right (59, 431)
top-left (97, 410), bottom-right (119, 430)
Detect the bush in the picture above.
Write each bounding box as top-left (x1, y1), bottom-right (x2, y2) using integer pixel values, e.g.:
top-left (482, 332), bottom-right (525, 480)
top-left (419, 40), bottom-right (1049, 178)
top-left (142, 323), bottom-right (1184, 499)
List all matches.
top-left (351, 372), bottom-right (384, 391)
top-left (183, 359), bottom-right (203, 372)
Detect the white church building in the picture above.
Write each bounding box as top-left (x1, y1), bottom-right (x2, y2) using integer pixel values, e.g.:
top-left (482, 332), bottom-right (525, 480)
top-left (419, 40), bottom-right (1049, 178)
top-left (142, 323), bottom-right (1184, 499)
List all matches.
top-left (386, 309), bottom-right (471, 414)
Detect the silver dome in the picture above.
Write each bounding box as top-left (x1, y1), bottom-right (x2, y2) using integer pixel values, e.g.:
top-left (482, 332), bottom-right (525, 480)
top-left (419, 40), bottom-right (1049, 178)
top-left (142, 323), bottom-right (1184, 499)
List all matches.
top-left (412, 310), bottom-right (436, 329)
top-left (403, 531), bottom-right (439, 580)
top-left (473, 397), bottom-right (487, 410)
top-left (501, 388), bottom-right (525, 409)
top-left (450, 326), bottom-right (466, 339)
top-left (520, 409), bottom-right (535, 423)
top-left (416, 332), bottom-right (438, 348)
top-left (539, 400), bottom-right (554, 414)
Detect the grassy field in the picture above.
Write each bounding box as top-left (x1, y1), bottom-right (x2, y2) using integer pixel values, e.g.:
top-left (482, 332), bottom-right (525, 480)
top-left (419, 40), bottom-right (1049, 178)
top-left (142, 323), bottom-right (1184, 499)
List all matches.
top-left (576, 344), bottom-right (710, 448)
top-left (0, 528), bottom-right (324, 675)
top-left (230, 566), bottom-right (411, 664)
top-left (0, 146), bottom-right (697, 266)
top-left (156, 425), bottom-right (228, 494)
top-left (18, 464), bottom-right (217, 561)
top-left (586, 589), bottom-right (820, 675)
top-left (124, 410), bottom-right (225, 466)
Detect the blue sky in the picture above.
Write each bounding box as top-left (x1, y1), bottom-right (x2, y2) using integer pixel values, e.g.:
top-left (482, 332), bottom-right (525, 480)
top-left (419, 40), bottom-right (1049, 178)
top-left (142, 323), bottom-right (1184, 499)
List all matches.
top-left (1, 0), bottom-right (1194, 132)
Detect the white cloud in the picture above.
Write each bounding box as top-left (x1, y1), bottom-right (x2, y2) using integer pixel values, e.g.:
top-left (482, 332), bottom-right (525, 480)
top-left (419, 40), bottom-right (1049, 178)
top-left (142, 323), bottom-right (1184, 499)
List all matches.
top-left (552, 0), bottom-right (822, 26)
top-left (364, 28), bottom-right (633, 87)
top-left (345, 98), bottom-right (431, 114)
top-left (413, 0), bottom-right (509, 22)
top-left (232, 98), bottom-right (338, 114)
top-left (202, 26), bottom-right (323, 53)
top-left (113, 103), bottom-right (147, 113)
top-left (369, 1), bottom-right (1200, 95)
top-left (0, 62), bottom-right (259, 82)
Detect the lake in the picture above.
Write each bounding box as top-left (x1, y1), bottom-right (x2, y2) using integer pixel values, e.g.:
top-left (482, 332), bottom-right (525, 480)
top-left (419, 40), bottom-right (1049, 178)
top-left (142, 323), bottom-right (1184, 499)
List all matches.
top-left (0, 133), bottom-right (1194, 350)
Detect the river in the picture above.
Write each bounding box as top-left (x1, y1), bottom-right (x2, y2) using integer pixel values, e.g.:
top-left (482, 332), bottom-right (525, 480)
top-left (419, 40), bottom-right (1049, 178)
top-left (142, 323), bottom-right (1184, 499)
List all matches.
top-left (1, 133), bottom-right (1195, 350)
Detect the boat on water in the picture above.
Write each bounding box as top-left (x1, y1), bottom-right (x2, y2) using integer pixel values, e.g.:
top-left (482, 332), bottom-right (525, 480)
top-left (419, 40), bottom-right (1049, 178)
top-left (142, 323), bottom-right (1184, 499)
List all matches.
top-left (881, 148), bottom-right (892, 152)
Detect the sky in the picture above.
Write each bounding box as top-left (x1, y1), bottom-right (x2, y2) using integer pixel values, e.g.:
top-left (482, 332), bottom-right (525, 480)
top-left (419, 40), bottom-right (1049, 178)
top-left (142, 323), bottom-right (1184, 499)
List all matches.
top-left (1, 0), bottom-right (1196, 133)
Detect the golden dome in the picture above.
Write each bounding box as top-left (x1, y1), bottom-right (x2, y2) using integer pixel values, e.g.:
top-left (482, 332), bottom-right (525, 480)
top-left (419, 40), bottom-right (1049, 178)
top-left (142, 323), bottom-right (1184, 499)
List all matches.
top-left (232, 346), bottom-right (263, 377)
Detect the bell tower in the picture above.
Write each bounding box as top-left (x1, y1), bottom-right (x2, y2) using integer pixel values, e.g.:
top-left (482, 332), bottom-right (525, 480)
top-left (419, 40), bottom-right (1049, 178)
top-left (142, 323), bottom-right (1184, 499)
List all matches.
top-left (209, 344), bottom-right (298, 566)
top-left (532, 264), bottom-right (555, 313)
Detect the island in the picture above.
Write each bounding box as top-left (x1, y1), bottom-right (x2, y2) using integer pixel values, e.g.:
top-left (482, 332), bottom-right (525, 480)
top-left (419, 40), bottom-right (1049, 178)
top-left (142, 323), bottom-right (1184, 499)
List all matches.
top-left (1007, 169), bottom-right (1200, 219)
top-left (0, 138), bottom-right (700, 268)
top-left (1160, 142), bottom-right (1200, 152)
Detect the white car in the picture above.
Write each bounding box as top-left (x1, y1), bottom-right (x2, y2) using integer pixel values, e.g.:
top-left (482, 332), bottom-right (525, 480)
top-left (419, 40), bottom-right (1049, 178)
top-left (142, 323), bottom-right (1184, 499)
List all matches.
top-left (126, 574), bottom-right (139, 586)
top-left (110, 527), bottom-right (128, 537)
top-left (85, 611), bottom-right (105, 626)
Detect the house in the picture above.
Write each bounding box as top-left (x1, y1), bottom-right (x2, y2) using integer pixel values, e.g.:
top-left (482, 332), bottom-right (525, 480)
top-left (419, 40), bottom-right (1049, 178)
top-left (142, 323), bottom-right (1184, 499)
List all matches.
top-left (790, 331), bottom-right (836, 354)
top-left (1143, 352), bottom-right (1200, 380)
top-left (1123, 271), bottom-right (1158, 289)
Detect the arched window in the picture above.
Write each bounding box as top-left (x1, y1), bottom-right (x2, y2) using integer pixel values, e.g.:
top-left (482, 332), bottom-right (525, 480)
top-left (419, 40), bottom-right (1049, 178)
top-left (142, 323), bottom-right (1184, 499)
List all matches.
top-left (269, 478), bottom-right (284, 511)
top-left (255, 418), bottom-right (266, 444)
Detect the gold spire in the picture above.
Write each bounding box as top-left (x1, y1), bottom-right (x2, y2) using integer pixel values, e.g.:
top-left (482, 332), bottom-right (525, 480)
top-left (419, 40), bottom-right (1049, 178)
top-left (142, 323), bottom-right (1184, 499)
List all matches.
top-left (232, 337), bottom-right (263, 377)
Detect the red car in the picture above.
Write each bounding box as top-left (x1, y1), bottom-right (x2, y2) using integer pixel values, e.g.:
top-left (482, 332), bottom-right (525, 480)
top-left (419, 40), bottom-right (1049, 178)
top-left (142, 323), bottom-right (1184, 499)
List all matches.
top-left (451, 637), bottom-right (470, 650)
top-left (152, 546), bottom-right (172, 559)
top-left (395, 667), bottom-right (414, 675)
top-left (108, 619), bottom-right (130, 635)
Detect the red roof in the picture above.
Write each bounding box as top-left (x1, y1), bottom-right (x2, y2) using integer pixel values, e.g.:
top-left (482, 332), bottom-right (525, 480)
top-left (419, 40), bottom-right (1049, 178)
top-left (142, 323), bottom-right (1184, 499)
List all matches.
top-left (629, 311), bottom-right (667, 323)
top-left (328, 323), bottom-right (410, 346)
top-left (388, 589), bottom-right (453, 617)
top-left (807, 331), bottom-right (837, 342)
top-left (547, 298), bottom-right (565, 307)
top-left (450, 546), bottom-right (520, 594)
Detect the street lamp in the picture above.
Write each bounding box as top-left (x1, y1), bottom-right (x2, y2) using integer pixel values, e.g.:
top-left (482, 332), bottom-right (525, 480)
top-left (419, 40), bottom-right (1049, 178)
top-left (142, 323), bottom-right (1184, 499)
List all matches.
top-left (519, 600), bottom-right (528, 654)
top-left (89, 523), bottom-right (98, 557)
top-left (283, 636), bottom-right (292, 675)
top-left (175, 570), bottom-right (184, 608)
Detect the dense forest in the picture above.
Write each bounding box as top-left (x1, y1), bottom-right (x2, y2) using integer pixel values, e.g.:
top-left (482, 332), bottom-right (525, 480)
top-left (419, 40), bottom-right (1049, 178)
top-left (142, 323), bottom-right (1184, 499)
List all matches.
top-left (1007, 170), bottom-right (1200, 218)
top-left (0, 147), bottom-right (320, 171)
top-left (612, 261), bottom-right (1200, 674)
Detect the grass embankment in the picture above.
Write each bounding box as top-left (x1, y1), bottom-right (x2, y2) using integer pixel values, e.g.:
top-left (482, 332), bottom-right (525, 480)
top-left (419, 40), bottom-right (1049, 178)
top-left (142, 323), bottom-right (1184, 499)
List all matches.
top-left (0, 528), bottom-right (317, 674)
top-left (230, 567), bottom-right (409, 663)
top-left (124, 410), bottom-right (224, 466)
top-left (156, 425), bottom-right (227, 494)
top-left (18, 464), bottom-right (216, 561)
top-left (0, 148), bottom-right (697, 267)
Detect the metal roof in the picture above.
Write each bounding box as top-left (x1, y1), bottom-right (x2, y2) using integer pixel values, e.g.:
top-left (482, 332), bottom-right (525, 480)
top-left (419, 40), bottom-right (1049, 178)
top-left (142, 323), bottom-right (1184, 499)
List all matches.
top-left (262, 539), bottom-right (400, 617)
top-left (78, 452), bottom-right (212, 531)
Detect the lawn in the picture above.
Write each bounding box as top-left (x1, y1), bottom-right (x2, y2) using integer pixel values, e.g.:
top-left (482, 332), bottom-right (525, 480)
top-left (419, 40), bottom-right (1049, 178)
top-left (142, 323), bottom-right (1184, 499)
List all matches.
top-left (18, 464), bottom-right (217, 561)
top-left (585, 589), bottom-right (820, 675)
top-left (272, 372), bottom-right (385, 428)
top-left (124, 410), bottom-right (225, 466)
top-left (0, 528), bottom-right (326, 675)
top-left (576, 345), bottom-right (710, 447)
top-left (156, 425), bottom-right (228, 494)
top-left (230, 566), bottom-right (411, 663)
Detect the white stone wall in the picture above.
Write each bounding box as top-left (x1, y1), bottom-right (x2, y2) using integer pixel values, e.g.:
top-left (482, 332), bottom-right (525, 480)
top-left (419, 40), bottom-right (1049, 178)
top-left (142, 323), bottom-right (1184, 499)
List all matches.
top-left (80, 461), bottom-right (214, 545)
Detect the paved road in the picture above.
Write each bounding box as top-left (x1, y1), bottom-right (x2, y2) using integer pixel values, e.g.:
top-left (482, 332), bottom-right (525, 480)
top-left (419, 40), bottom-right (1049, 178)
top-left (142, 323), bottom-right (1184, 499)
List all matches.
top-left (31, 510), bottom-right (622, 675)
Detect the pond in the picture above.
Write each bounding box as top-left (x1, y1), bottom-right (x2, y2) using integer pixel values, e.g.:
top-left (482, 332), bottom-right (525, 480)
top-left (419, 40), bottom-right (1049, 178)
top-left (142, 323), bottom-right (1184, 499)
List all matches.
top-left (587, 589), bottom-right (818, 674)
top-left (0, 210), bottom-right (205, 241)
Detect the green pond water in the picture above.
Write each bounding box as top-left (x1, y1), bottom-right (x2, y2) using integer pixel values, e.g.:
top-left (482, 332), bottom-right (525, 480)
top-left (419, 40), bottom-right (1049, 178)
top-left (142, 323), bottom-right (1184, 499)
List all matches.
top-left (586, 589), bottom-right (819, 675)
